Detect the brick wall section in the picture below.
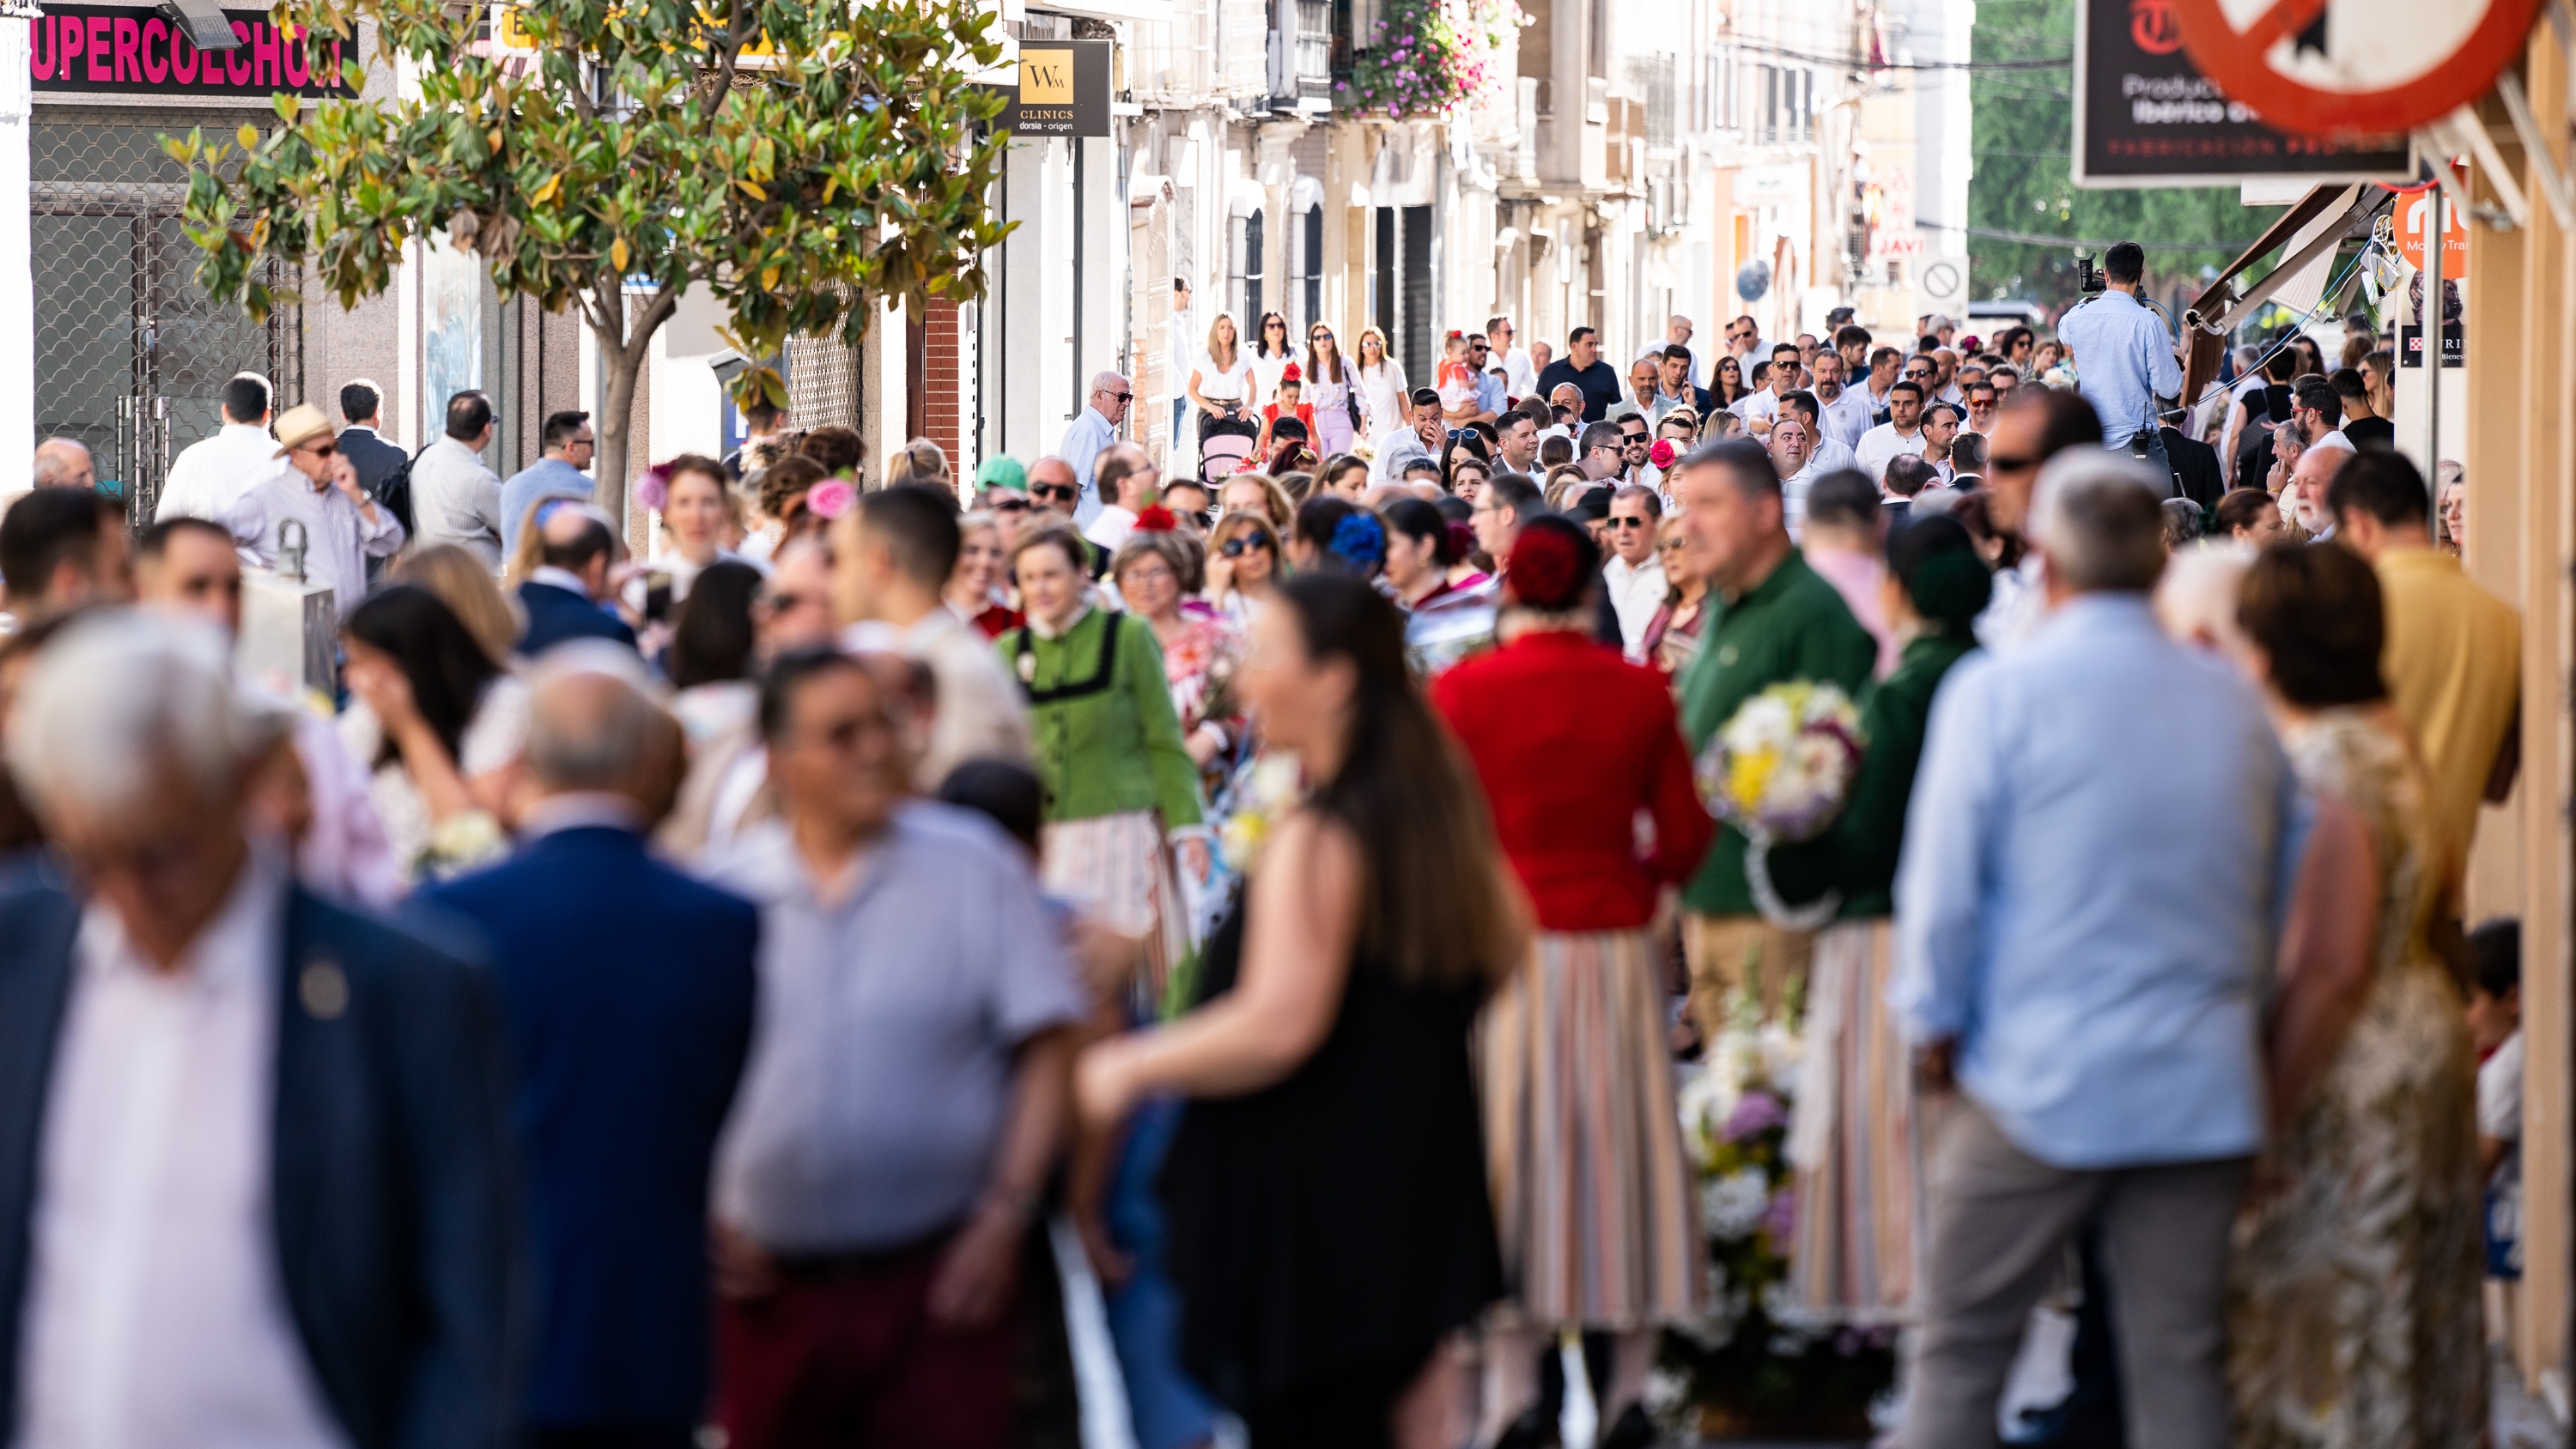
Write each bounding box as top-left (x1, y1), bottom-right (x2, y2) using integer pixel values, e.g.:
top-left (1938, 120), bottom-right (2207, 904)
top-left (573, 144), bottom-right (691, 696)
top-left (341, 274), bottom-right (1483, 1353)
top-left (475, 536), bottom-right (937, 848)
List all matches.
top-left (923, 297), bottom-right (963, 469)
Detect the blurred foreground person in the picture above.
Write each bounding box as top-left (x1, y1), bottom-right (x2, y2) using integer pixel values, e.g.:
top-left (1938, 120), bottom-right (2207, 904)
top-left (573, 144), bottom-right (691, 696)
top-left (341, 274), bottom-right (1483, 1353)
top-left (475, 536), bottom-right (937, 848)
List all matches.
top-left (1892, 452), bottom-right (2300, 1449)
top-left (137, 518), bottom-right (400, 907)
top-left (708, 649), bottom-right (1084, 1449)
top-left (1079, 573), bottom-right (1513, 1448)
top-left (0, 486), bottom-right (131, 627)
top-left (0, 611), bottom-right (517, 1449)
top-left (2225, 543), bottom-right (2486, 1447)
top-left (421, 650), bottom-right (758, 1449)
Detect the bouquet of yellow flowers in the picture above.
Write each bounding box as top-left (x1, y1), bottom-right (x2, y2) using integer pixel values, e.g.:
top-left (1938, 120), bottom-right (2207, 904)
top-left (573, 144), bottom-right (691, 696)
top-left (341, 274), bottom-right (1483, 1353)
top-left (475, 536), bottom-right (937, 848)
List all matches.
top-left (1695, 682), bottom-right (1865, 930)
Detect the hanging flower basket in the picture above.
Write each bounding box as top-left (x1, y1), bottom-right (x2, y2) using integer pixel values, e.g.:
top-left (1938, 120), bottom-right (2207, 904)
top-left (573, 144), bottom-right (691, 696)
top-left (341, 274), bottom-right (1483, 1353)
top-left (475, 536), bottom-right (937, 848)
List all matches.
top-left (1338, 0), bottom-right (1520, 121)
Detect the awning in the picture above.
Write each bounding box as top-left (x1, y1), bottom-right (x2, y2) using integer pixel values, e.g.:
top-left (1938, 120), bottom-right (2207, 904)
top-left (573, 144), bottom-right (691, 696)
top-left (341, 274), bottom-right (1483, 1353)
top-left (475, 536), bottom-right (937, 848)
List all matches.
top-left (2177, 183), bottom-right (2389, 409)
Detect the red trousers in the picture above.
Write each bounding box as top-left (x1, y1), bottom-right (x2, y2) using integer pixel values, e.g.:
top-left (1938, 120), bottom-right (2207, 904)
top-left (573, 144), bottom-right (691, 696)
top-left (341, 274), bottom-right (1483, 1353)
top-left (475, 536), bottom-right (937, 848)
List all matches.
top-left (717, 1238), bottom-right (1019, 1449)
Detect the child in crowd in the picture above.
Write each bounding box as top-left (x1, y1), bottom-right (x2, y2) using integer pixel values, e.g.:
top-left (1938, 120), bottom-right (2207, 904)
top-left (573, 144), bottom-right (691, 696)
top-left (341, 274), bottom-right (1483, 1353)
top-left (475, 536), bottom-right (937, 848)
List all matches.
top-left (2470, 918), bottom-right (2524, 1339)
top-left (1255, 365), bottom-right (1315, 462)
top-left (1436, 330), bottom-right (1479, 414)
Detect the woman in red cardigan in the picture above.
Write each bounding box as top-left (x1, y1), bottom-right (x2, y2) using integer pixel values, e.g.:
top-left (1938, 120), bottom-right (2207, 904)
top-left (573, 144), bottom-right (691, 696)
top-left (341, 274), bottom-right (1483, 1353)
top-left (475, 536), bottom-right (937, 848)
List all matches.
top-left (1431, 515), bottom-right (1714, 1449)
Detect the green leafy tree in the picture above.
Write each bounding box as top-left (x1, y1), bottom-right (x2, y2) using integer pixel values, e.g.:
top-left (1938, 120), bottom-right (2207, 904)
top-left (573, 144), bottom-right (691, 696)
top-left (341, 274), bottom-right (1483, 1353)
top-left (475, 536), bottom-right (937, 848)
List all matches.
top-left (1970, 0), bottom-right (2278, 313)
top-left (172, 0), bottom-right (1012, 521)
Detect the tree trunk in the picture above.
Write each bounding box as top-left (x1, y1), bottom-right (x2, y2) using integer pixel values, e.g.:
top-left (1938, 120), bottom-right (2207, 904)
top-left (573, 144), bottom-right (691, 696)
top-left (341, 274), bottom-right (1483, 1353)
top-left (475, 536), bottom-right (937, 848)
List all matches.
top-left (594, 340), bottom-right (641, 530)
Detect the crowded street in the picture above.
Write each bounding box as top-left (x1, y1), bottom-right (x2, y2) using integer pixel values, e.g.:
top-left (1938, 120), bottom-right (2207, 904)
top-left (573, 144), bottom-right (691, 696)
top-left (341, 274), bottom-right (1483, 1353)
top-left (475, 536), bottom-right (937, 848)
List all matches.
top-left (0, 0), bottom-right (2567, 1445)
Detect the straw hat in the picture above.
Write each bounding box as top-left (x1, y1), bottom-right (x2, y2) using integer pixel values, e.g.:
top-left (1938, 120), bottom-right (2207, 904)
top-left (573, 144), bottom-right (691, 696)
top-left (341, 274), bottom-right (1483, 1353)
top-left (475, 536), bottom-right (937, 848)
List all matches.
top-left (271, 403), bottom-right (337, 458)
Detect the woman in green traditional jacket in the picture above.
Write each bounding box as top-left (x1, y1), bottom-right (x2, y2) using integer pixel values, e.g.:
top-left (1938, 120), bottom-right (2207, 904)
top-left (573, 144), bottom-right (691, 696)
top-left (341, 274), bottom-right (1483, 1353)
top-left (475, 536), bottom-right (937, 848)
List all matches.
top-left (1001, 519), bottom-right (1212, 992)
top-left (1787, 513), bottom-right (1990, 1319)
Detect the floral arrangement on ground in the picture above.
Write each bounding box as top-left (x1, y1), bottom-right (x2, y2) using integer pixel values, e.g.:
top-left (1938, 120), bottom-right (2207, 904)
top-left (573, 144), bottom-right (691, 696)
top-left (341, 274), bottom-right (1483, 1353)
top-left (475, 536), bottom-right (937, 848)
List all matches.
top-left (1338, 0), bottom-right (1522, 120)
top-left (1649, 987), bottom-right (1897, 1437)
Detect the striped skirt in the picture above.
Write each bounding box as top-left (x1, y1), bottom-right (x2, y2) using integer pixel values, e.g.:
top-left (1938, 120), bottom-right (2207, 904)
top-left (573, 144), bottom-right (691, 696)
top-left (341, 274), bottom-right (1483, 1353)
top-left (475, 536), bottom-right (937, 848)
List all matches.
top-left (1786, 919), bottom-right (1934, 1319)
top-left (1041, 809), bottom-right (1192, 1001)
top-left (1479, 928), bottom-right (1705, 1329)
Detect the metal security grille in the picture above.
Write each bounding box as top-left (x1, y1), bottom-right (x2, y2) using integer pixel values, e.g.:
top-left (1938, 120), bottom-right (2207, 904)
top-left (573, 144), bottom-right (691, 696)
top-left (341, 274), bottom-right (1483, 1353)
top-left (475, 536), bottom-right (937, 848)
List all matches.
top-left (32, 115), bottom-right (300, 523)
top-left (785, 333), bottom-right (859, 433)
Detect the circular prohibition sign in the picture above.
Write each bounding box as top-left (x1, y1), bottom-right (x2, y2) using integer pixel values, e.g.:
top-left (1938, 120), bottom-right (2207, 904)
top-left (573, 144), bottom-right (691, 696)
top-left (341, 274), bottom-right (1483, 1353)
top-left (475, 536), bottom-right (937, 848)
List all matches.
top-left (2168, 0), bottom-right (2542, 138)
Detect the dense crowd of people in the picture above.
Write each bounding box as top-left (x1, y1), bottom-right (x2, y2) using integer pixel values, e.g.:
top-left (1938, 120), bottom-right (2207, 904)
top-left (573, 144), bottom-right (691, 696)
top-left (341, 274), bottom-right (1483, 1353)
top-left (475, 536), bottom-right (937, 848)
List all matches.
top-left (0, 248), bottom-right (2524, 1449)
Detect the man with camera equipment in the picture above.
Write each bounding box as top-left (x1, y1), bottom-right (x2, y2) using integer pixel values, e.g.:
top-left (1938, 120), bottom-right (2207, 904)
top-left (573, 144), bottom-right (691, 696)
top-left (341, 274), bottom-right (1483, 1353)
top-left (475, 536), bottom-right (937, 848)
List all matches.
top-left (2056, 241), bottom-right (2184, 490)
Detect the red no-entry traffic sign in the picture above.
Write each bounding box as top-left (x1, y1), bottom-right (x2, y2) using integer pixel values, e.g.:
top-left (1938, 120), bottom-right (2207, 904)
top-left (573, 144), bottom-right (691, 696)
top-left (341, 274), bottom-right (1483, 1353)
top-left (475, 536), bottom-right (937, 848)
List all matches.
top-left (2169, 0), bottom-right (2540, 138)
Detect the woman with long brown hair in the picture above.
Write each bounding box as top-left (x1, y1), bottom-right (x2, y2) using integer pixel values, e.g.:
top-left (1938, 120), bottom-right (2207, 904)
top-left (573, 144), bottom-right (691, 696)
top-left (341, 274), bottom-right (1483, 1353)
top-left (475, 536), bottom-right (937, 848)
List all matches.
top-left (1078, 573), bottom-right (1516, 1448)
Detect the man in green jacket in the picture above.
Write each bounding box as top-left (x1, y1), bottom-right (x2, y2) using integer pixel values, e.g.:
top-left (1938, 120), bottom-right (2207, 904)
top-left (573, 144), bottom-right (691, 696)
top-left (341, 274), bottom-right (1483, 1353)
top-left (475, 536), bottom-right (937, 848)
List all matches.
top-left (1672, 441), bottom-right (1879, 1043)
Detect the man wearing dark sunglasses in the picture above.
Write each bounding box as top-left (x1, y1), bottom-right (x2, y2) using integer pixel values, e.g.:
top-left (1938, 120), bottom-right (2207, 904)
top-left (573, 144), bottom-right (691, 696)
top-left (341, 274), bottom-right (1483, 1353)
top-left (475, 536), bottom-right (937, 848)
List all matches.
top-left (221, 402), bottom-right (404, 619)
top-left (1026, 457), bottom-right (1083, 519)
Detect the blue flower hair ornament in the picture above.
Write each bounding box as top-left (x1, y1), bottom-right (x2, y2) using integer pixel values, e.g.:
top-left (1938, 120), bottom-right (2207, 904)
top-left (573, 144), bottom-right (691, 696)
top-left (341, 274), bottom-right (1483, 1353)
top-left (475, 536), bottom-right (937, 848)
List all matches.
top-left (1327, 511), bottom-right (1388, 573)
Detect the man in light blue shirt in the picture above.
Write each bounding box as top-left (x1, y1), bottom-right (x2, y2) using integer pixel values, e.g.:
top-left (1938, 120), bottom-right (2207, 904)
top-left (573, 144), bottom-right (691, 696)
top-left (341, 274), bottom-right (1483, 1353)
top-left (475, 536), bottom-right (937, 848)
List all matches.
top-left (2054, 241), bottom-right (2184, 454)
top-left (1056, 372), bottom-right (1129, 528)
top-left (500, 410), bottom-right (597, 559)
top-left (1890, 449), bottom-right (2306, 1449)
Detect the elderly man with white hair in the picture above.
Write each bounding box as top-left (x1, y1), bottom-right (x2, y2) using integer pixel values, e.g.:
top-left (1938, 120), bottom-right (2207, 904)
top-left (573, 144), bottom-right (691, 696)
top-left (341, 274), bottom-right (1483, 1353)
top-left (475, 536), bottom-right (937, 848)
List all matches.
top-left (1890, 451), bottom-right (2306, 1449)
top-left (2285, 436), bottom-right (2352, 542)
top-left (1057, 369), bottom-right (1133, 528)
top-left (419, 646), bottom-right (759, 1449)
top-left (0, 610), bottom-right (517, 1449)
top-left (28, 438), bottom-right (93, 491)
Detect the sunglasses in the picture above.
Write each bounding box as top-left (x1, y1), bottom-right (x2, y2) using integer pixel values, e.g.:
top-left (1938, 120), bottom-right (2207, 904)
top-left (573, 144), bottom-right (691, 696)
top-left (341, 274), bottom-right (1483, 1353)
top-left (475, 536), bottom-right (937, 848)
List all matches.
top-left (298, 440), bottom-right (337, 458)
top-left (1990, 453), bottom-right (2039, 471)
top-left (1220, 536), bottom-right (1271, 557)
top-left (1032, 483), bottom-right (1078, 502)
top-left (992, 497), bottom-right (1031, 512)
top-left (1606, 516), bottom-right (1649, 530)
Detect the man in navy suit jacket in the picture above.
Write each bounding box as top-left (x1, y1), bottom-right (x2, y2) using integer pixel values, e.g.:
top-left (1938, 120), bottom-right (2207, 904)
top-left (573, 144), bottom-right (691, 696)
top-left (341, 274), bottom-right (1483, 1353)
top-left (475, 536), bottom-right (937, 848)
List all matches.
top-left (519, 501), bottom-right (638, 658)
top-left (0, 612), bottom-right (519, 1449)
top-left (420, 650), bottom-right (757, 1449)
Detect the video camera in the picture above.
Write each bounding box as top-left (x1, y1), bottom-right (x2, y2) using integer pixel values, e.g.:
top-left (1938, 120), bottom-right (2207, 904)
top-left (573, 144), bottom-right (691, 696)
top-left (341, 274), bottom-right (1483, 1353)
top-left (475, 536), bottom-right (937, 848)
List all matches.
top-left (2075, 252), bottom-right (2107, 294)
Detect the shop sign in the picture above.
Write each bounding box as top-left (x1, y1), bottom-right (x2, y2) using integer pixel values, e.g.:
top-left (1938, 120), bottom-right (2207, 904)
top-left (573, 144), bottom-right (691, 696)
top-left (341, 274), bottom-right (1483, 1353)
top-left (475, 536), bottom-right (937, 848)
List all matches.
top-left (2172, 0), bottom-right (2543, 139)
top-left (2398, 322), bottom-right (2464, 367)
top-left (2397, 185), bottom-right (2470, 279)
top-left (989, 39), bottom-right (1109, 137)
top-left (30, 5), bottom-right (355, 98)
top-left (2074, 0), bottom-right (2407, 186)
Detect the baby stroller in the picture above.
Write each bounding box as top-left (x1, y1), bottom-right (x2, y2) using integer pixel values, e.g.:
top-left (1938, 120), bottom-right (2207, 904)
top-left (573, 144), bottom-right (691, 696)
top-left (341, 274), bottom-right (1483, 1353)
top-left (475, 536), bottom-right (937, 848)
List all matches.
top-left (1197, 412), bottom-right (1260, 482)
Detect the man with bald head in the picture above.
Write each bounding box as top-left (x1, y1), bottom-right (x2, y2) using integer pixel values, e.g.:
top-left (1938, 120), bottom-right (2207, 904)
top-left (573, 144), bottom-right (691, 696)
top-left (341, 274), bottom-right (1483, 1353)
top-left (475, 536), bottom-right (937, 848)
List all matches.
top-left (1057, 370), bottom-right (1133, 528)
top-left (2287, 439), bottom-right (2351, 541)
top-left (518, 500), bottom-right (638, 655)
top-left (29, 438), bottom-right (94, 492)
top-left (421, 647), bottom-right (759, 1449)
top-left (1026, 456), bottom-right (1081, 520)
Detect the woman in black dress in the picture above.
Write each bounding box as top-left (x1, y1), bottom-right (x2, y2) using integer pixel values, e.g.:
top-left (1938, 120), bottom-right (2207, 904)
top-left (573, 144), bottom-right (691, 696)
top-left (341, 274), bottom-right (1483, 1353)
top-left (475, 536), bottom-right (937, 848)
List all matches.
top-left (1076, 572), bottom-right (1521, 1449)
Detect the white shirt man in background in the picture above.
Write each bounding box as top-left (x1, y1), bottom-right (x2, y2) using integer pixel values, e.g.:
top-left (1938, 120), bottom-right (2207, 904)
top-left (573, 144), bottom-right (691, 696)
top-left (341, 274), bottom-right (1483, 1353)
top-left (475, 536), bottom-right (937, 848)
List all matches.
top-left (157, 373), bottom-right (291, 523)
top-left (408, 390), bottom-right (505, 568)
top-left (1854, 381), bottom-right (1930, 484)
top-left (1601, 484), bottom-right (1668, 656)
top-left (1491, 314), bottom-right (1538, 400)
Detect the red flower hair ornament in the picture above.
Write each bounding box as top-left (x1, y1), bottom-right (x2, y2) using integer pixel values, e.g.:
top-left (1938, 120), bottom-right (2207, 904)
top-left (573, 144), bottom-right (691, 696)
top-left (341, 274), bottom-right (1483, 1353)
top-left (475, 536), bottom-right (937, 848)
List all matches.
top-left (1504, 516), bottom-right (1593, 614)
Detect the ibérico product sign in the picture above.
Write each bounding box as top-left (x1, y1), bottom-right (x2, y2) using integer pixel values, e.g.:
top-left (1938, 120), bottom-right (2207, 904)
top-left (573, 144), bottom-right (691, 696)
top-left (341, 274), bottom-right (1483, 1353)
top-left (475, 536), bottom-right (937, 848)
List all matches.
top-left (31, 6), bottom-right (357, 99)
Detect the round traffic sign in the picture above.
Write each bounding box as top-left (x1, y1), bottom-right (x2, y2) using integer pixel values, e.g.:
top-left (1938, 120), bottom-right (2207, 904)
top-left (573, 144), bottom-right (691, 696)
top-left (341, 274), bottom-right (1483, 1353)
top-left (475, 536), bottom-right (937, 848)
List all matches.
top-left (2169, 0), bottom-right (2541, 138)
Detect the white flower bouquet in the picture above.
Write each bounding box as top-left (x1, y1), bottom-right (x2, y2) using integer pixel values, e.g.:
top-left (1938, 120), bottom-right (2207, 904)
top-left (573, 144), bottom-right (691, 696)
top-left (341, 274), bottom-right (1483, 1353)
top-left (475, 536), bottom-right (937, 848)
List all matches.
top-left (1694, 681), bottom-right (1865, 930)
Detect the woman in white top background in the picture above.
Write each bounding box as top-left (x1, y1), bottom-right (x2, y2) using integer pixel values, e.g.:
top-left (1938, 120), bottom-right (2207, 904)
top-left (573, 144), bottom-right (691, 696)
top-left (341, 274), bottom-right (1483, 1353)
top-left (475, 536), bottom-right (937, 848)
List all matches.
top-left (646, 454), bottom-right (763, 604)
top-left (1188, 312), bottom-right (1257, 445)
top-left (1249, 310), bottom-right (1297, 401)
top-left (1355, 325), bottom-right (1408, 455)
top-left (1304, 322), bottom-right (1365, 458)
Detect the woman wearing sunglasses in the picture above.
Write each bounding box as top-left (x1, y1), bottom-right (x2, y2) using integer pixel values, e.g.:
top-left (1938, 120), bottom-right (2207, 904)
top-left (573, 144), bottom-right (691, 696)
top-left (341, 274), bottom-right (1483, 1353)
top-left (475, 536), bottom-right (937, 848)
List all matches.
top-left (1202, 512), bottom-right (1280, 626)
top-left (1355, 326), bottom-right (1408, 457)
top-left (1304, 324), bottom-right (1364, 457)
top-left (1249, 311), bottom-right (1297, 403)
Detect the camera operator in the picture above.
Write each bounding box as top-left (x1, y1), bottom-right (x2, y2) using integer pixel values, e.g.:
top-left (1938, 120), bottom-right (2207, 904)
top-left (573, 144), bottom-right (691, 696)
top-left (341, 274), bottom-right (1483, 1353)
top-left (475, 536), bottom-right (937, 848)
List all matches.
top-left (2057, 240), bottom-right (2184, 488)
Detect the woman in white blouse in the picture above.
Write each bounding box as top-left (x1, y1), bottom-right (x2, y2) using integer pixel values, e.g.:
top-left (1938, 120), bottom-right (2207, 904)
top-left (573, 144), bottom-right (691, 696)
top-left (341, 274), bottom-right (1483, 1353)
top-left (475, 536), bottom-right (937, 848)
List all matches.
top-left (1355, 325), bottom-right (1409, 454)
top-left (1304, 323), bottom-right (1366, 458)
top-left (1248, 310), bottom-right (1297, 401)
top-left (645, 454), bottom-right (764, 604)
top-left (1188, 312), bottom-right (1256, 445)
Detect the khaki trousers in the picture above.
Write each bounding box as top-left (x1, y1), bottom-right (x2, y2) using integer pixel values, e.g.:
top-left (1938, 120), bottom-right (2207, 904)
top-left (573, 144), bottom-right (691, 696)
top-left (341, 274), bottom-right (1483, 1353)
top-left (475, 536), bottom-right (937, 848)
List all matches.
top-left (1680, 912), bottom-right (1814, 1041)
top-left (1897, 1104), bottom-right (2248, 1449)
